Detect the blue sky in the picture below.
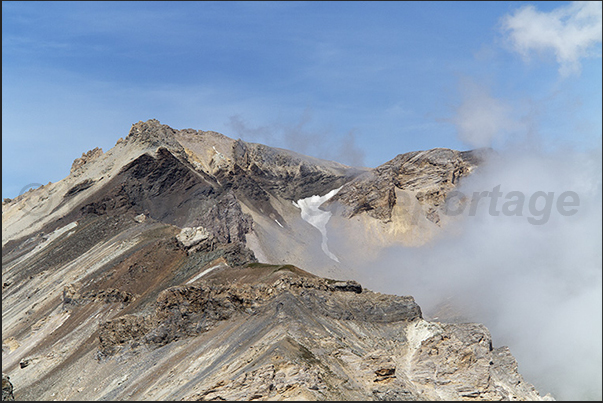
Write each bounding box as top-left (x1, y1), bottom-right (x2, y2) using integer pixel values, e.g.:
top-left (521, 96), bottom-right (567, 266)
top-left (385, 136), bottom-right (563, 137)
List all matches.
top-left (2, 1), bottom-right (602, 199)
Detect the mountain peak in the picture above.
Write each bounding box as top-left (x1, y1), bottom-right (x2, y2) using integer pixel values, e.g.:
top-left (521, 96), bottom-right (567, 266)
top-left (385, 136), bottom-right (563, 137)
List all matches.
top-left (125, 119), bottom-right (182, 150)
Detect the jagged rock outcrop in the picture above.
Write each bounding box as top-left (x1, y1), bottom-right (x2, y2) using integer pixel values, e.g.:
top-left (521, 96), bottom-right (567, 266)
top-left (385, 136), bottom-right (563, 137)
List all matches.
top-left (125, 119), bottom-right (186, 153)
top-left (70, 147), bottom-right (104, 174)
top-left (2, 374), bottom-right (14, 401)
top-left (62, 284), bottom-right (137, 306)
top-left (176, 226), bottom-right (211, 253)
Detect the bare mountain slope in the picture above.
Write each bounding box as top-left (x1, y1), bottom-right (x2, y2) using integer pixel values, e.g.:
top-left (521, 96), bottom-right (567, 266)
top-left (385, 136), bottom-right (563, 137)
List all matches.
top-left (2, 119), bottom-right (484, 276)
top-left (2, 119), bottom-right (550, 400)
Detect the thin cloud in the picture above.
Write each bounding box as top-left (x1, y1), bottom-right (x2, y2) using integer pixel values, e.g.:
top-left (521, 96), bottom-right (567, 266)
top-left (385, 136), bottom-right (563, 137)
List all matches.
top-left (333, 129), bottom-right (366, 168)
top-left (449, 78), bottom-right (519, 148)
top-left (501, 1), bottom-right (603, 76)
top-left (227, 112), bottom-right (366, 167)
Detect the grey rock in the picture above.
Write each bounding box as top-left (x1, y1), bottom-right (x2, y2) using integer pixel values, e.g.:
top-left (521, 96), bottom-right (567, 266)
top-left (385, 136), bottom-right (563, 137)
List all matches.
top-left (2, 373), bottom-right (14, 401)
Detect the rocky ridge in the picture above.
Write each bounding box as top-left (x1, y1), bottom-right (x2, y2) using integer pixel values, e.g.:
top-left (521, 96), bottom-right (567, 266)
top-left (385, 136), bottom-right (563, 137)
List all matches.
top-left (328, 148), bottom-right (491, 225)
top-left (89, 264), bottom-right (547, 401)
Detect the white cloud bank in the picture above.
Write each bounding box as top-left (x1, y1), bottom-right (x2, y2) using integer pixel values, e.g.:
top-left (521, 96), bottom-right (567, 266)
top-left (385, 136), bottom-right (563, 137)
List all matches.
top-left (501, 1), bottom-right (602, 76)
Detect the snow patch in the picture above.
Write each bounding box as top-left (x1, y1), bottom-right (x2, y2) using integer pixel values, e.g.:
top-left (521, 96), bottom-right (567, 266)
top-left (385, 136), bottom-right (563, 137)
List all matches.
top-left (293, 186), bottom-right (342, 262)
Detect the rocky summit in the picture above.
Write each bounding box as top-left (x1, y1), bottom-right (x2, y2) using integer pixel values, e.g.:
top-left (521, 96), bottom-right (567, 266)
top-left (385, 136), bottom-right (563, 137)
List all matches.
top-left (2, 119), bottom-right (551, 400)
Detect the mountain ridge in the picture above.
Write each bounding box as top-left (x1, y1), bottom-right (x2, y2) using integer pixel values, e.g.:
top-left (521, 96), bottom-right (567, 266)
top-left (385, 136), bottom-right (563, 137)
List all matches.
top-left (2, 119), bottom-right (551, 401)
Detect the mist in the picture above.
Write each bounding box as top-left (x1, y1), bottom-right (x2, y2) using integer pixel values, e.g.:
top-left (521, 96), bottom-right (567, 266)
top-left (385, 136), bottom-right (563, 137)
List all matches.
top-left (338, 144), bottom-right (601, 400)
top-left (450, 77), bottom-right (518, 148)
top-left (227, 111), bottom-right (367, 168)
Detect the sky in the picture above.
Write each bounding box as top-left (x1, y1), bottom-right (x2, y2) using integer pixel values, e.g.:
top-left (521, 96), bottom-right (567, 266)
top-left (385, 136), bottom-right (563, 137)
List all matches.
top-left (2, 1), bottom-right (601, 199)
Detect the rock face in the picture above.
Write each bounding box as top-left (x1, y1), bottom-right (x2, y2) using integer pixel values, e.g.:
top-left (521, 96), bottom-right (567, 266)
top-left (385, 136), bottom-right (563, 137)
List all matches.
top-left (329, 148), bottom-right (491, 224)
top-left (2, 374), bottom-right (14, 401)
top-left (1, 119), bottom-right (550, 400)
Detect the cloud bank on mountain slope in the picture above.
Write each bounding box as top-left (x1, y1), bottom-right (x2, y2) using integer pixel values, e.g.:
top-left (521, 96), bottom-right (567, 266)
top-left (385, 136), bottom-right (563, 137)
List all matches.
top-left (343, 143), bottom-right (601, 401)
